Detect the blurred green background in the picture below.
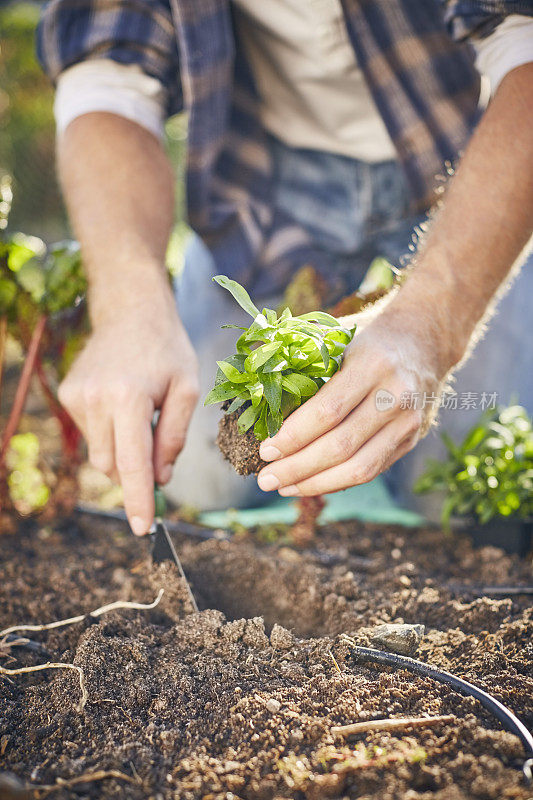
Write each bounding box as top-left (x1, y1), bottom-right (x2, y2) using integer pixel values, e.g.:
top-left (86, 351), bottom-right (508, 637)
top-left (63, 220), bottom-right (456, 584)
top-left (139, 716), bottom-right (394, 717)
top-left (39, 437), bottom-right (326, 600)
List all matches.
top-left (0, 1), bottom-right (66, 240)
top-left (0, 0), bottom-right (189, 264)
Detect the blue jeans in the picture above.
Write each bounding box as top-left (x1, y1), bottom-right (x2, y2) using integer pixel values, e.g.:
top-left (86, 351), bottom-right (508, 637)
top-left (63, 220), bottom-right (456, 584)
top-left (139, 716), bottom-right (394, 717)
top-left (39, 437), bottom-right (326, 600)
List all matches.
top-left (165, 137), bottom-right (533, 515)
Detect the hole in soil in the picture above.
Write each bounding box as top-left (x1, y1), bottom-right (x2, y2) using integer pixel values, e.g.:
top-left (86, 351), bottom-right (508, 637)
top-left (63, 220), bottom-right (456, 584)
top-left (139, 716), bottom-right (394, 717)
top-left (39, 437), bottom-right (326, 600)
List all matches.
top-left (182, 540), bottom-right (333, 638)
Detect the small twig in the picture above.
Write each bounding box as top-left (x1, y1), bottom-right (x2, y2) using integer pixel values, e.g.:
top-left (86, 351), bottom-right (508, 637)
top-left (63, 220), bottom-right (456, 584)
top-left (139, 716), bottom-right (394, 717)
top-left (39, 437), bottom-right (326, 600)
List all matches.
top-left (328, 649), bottom-right (342, 675)
top-left (34, 769), bottom-right (137, 798)
top-left (0, 589), bottom-right (164, 639)
top-left (94, 698), bottom-right (135, 726)
top-left (0, 661), bottom-right (87, 711)
top-left (331, 714), bottom-right (455, 737)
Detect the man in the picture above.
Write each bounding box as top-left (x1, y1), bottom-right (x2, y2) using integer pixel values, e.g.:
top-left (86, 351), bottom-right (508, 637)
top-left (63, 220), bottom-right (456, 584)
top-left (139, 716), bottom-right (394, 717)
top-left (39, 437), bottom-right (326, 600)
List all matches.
top-left (37, 0), bottom-right (533, 534)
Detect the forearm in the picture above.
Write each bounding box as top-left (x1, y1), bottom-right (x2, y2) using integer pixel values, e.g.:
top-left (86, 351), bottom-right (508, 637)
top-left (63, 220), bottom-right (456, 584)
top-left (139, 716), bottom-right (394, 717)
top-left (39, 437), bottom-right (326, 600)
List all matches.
top-left (57, 112), bottom-right (176, 327)
top-left (390, 63), bottom-right (533, 377)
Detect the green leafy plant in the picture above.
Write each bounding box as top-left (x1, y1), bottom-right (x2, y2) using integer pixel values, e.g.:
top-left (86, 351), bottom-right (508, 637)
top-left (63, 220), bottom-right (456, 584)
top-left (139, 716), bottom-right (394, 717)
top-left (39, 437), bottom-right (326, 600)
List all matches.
top-left (1, 176), bottom-right (87, 518)
top-left (414, 404), bottom-right (533, 528)
top-left (204, 275), bottom-right (356, 441)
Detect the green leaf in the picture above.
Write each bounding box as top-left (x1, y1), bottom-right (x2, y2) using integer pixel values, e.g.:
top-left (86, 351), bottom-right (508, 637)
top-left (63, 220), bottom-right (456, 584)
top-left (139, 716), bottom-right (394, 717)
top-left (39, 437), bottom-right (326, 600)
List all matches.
top-left (264, 308), bottom-right (278, 325)
top-left (249, 381), bottom-right (264, 408)
top-left (254, 404), bottom-right (269, 441)
top-left (213, 275), bottom-right (260, 319)
top-left (216, 360), bottom-right (249, 383)
top-left (281, 392), bottom-right (300, 419)
top-left (284, 373), bottom-right (319, 397)
top-left (226, 395), bottom-right (248, 413)
top-left (8, 234), bottom-right (45, 273)
top-left (281, 374), bottom-right (301, 400)
top-left (262, 372), bottom-right (282, 415)
top-left (244, 341), bottom-right (283, 373)
top-left (204, 382), bottom-right (241, 405)
top-left (262, 356), bottom-right (289, 373)
top-left (267, 408), bottom-right (283, 438)
top-left (238, 403), bottom-right (262, 434)
top-left (297, 311), bottom-right (340, 327)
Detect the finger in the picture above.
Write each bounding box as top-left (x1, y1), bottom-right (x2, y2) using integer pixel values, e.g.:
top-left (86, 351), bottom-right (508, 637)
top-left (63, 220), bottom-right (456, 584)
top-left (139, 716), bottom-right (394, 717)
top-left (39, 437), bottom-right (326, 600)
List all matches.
top-left (259, 365), bottom-right (372, 462)
top-left (57, 378), bottom-right (87, 439)
top-left (153, 375), bottom-right (199, 484)
top-left (86, 405), bottom-right (115, 476)
top-left (277, 417), bottom-right (415, 497)
top-left (257, 394), bottom-right (394, 491)
top-left (113, 395), bottom-right (154, 535)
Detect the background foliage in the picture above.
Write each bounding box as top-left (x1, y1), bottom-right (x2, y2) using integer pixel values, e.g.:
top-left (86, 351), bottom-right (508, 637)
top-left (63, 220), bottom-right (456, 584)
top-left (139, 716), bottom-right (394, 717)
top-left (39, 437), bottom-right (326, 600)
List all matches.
top-left (415, 405), bottom-right (533, 526)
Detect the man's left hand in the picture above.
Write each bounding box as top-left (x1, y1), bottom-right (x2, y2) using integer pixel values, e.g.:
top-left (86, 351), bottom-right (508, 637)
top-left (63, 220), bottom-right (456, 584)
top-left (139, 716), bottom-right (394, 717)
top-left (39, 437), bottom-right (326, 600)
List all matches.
top-left (257, 307), bottom-right (443, 496)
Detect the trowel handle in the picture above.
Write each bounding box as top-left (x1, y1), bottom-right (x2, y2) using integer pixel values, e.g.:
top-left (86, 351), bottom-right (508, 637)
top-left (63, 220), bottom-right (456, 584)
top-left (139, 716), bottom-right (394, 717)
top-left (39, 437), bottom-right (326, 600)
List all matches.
top-left (151, 416), bottom-right (167, 519)
top-left (154, 485), bottom-right (166, 519)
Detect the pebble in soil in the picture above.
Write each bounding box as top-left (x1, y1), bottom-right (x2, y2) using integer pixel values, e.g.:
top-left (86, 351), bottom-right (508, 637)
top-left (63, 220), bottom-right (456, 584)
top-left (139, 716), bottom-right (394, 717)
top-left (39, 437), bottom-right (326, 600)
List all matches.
top-left (0, 516), bottom-right (531, 799)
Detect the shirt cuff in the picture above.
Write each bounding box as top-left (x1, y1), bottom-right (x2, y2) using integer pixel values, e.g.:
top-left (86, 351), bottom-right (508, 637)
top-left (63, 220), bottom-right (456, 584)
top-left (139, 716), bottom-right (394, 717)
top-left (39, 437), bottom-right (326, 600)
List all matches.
top-left (54, 59), bottom-right (167, 139)
top-left (475, 14), bottom-right (533, 94)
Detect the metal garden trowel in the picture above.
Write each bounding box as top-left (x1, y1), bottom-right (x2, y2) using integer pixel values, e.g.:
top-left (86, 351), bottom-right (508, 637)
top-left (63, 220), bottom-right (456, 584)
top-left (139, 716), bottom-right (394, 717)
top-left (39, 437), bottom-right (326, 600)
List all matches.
top-left (150, 485), bottom-right (198, 612)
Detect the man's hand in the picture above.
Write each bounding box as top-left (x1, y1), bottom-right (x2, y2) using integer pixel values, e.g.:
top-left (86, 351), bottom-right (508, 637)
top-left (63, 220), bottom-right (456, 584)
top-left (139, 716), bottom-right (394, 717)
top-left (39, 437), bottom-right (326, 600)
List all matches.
top-left (56, 112), bottom-right (199, 534)
top-left (257, 305), bottom-right (441, 496)
top-left (60, 301), bottom-right (199, 534)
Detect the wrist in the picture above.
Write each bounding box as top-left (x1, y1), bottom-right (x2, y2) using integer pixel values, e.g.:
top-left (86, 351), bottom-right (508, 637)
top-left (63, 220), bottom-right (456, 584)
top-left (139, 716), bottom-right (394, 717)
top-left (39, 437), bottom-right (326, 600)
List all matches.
top-left (389, 251), bottom-right (477, 375)
top-left (88, 261), bottom-right (176, 329)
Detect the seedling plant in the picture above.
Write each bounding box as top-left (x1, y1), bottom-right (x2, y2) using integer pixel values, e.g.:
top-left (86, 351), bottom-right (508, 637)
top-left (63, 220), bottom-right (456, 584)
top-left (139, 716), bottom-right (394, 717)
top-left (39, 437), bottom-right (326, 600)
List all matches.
top-left (205, 275), bottom-right (356, 440)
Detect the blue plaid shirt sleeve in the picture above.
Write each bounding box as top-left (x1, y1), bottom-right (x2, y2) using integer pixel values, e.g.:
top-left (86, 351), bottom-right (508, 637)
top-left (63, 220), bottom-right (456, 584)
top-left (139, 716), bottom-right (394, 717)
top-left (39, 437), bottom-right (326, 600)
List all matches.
top-left (36, 0), bottom-right (183, 116)
top-left (441, 0), bottom-right (533, 40)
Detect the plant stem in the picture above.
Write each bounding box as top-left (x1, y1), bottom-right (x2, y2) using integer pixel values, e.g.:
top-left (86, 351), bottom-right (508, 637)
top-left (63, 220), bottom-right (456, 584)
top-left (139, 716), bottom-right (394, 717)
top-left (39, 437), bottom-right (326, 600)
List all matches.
top-left (0, 313), bottom-right (47, 464)
top-left (0, 316), bottom-right (7, 400)
top-left (35, 356), bottom-right (82, 461)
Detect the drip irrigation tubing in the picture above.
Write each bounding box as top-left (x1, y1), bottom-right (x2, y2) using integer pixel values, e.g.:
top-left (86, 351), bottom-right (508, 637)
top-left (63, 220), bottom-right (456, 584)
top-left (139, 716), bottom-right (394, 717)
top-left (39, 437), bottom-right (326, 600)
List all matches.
top-left (342, 641), bottom-right (533, 782)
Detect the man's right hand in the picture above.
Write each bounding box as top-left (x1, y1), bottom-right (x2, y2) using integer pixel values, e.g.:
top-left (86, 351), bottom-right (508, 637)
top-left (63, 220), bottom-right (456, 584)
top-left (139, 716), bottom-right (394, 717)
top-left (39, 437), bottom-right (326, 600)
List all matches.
top-left (55, 112), bottom-right (200, 535)
top-left (59, 299), bottom-right (199, 535)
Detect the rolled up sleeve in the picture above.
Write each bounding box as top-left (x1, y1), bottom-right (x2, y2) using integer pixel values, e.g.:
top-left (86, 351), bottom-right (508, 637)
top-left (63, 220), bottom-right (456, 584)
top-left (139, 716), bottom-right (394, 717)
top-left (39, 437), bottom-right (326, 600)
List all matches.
top-left (440, 0), bottom-right (533, 42)
top-left (36, 0), bottom-right (182, 117)
top-left (475, 15), bottom-right (533, 93)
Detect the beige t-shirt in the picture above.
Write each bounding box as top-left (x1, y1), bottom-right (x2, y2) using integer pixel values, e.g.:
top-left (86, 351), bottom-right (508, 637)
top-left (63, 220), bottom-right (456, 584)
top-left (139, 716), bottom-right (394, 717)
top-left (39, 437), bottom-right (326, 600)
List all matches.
top-left (232, 0), bottom-right (396, 162)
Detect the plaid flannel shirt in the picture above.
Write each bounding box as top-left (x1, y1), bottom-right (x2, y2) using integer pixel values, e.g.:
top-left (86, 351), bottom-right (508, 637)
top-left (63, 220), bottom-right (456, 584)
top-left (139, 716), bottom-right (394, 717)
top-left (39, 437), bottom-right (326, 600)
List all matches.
top-left (37, 0), bottom-right (533, 294)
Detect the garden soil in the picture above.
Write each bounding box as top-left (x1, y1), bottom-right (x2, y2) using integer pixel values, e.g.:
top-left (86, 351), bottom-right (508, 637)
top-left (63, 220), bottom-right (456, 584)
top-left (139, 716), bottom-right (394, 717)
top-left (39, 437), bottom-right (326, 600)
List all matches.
top-left (0, 516), bottom-right (532, 800)
top-left (216, 407), bottom-right (266, 476)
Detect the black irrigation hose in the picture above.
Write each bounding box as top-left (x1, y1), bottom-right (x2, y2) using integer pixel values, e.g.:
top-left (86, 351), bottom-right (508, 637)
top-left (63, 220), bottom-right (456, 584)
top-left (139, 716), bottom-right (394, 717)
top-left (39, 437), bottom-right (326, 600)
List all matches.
top-left (344, 643), bottom-right (533, 782)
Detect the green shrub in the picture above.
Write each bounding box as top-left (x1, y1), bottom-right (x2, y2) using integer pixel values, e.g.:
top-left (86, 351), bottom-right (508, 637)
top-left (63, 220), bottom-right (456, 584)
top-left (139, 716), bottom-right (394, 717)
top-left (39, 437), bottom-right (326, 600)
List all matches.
top-left (205, 276), bottom-right (356, 441)
top-left (414, 405), bottom-right (533, 528)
